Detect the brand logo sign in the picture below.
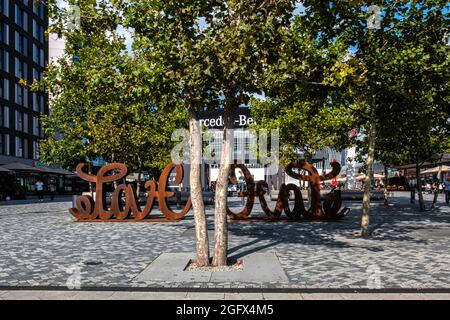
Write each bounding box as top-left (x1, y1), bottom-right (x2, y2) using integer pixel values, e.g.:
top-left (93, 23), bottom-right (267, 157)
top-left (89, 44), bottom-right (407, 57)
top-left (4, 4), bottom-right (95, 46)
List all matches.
top-left (199, 109), bottom-right (256, 129)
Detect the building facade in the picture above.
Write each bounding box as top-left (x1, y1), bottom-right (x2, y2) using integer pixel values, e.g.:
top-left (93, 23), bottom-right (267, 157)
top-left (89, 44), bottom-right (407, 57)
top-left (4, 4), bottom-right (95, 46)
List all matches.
top-left (180, 107), bottom-right (356, 191)
top-left (0, 0), bottom-right (48, 165)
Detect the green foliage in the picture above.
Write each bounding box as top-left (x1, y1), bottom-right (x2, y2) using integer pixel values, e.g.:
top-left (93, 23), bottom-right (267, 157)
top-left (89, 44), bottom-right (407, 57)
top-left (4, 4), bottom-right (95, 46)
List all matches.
top-left (250, 6), bottom-right (357, 163)
top-left (301, 0), bottom-right (450, 167)
top-left (37, 0), bottom-right (187, 170)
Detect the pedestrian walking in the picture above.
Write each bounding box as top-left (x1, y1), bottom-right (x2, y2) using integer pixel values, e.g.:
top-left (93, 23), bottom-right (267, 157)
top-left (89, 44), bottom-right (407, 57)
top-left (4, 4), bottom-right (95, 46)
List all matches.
top-left (444, 177), bottom-right (450, 204)
top-left (35, 179), bottom-right (45, 202)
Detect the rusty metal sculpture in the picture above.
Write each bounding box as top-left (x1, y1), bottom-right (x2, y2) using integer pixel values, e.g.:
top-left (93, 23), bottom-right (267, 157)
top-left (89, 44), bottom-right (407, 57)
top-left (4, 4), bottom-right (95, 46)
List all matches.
top-left (228, 160), bottom-right (349, 221)
top-left (69, 163), bottom-right (191, 221)
top-left (71, 160), bottom-right (348, 222)
top-left (226, 164), bottom-right (256, 219)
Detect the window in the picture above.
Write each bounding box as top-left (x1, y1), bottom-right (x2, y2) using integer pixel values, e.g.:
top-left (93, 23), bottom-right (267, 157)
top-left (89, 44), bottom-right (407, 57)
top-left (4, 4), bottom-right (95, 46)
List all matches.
top-left (0, 22), bottom-right (9, 45)
top-left (15, 83), bottom-right (22, 105)
top-left (1, 105), bottom-right (9, 127)
top-left (33, 1), bottom-right (45, 20)
top-left (33, 44), bottom-right (44, 66)
top-left (15, 136), bottom-right (24, 157)
top-left (32, 67), bottom-right (40, 81)
top-left (15, 83), bottom-right (28, 107)
top-left (33, 116), bottom-right (39, 136)
top-left (0, 0), bottom-right (9, 17)
top-left (24, 138), bottom-right (28, 158)
top-left (3, 133), bottom-right (9, 155)
top-left (0, 49), bottom-right (8, 72)
top-left (15, 4), bottom-right (28, 31)
top-left (32, 92), bottom-right (37, 111)
top-left (0, 133), bottom-right (10, 155)
top-left (33, 140), bottom-right (39, 159)
top-left (15, 32), bottom-right (28, 56)
top-left (15, 110), bottom-right (23, 131)
top-left (0, 77), bottom-right (9, 100)
top-left (23, 113), bottom-right (28, 133)
top-left (15, 57), bottom-right (27, 79)
top-left (33, 19), bottom-right (44, 43)
top-left (33, 92), bottom-right (44, 112)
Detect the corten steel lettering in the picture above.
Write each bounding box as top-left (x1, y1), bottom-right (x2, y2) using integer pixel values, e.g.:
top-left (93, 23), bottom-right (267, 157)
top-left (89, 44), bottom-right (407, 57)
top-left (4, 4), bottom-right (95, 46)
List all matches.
top-left (69, 163), bottom-right (191, 221)
top-left (227, 161), bottom-right (349, 221)
top-left (226, 164), bottom-right (256, 219)
top-left (70, 161), bottom-right (348, 222)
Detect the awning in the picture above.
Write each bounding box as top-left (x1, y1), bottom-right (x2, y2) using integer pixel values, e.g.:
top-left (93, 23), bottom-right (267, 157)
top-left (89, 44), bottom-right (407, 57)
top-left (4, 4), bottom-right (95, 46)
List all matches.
top-left (0, 163), bottom-right (75, 175)
top-left (355, 173), bottom-right (385, 181)
top-left (0, 167), bottom-right (12, 173)
top-left (36, 166), bottom-right (74, 175)
top-left (0, 162), bottom-right (43, 173)
top-left (420, 165), bottom-right (450, 175)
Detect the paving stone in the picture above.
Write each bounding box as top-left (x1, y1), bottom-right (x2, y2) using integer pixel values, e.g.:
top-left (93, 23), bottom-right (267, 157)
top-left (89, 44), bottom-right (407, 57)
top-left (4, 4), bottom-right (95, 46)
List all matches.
top-left (0, 193), bottom-right (450, 290)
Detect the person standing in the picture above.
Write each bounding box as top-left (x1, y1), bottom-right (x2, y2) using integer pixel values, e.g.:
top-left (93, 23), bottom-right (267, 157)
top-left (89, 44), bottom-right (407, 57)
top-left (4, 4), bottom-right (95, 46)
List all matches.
top-left (35, 179), bottom-right (45, 202)
top-left (48, 181), bottom-right (57, 201)
top-left (444, 177), bottom-right (450, 204)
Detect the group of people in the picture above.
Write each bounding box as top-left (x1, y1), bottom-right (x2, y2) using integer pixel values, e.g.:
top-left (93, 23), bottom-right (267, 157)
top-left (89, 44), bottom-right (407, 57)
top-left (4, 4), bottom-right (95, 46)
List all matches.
top-left (34, 179), bottom-right (57, 202)
top-left (411, 177), bottom-right (450, 204)
top-left (445, 177), bottom-right (450, 204)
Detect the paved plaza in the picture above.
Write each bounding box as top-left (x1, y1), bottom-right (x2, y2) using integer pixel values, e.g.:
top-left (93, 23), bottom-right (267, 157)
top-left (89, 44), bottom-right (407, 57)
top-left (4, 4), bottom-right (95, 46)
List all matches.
top-left (0, 192), bottom-right (450, 291)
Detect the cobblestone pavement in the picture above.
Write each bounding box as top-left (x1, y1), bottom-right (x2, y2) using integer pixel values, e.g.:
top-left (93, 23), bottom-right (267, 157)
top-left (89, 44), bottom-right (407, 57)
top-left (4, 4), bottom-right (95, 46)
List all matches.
top-left (0, 192), bottom-right (449, 290)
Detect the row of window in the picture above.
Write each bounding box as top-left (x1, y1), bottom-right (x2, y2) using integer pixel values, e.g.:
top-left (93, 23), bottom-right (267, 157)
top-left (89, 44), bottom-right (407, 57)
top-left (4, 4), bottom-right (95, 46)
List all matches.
top-left (0, 78), bottom-right (45, 111)
top-left (0, 132), bottom-right (40, 159)
top-left (0, 105), bottom-right (42, 136)
top-left (1, 49), bottom-right (43, 80)
top-left (1, 28), bottom-right (45, 68)
top-left (1, 0), bottom-right (45, 21)
top-left (14, 31), bottom-right (44, 62)
top-left (2, 21), bottom-right (45, 47)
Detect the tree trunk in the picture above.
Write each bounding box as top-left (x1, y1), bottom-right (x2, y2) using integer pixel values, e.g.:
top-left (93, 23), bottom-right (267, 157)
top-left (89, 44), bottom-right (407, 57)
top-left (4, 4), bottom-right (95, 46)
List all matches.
top-left (189, 110), bottom-right (210, 266)
top-left (212, 107), bottom-right (233, 266)
top-left (383, 165), bottom-right (389, 206)
top-left (431, 165), bottom-right (442, 210)
top-left (416, 162), bottom-right (425, 212)
top-left (361, 107), bottom-right (376, 237)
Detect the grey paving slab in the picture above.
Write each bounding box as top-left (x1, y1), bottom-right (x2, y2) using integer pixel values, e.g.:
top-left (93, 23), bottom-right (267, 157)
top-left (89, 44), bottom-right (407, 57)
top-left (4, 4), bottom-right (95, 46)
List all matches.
top-left (301, 293), bottom-right (345, 300)
top-left (211, 252), bottom-right (288, 283)
top-left (109, 291), bottom-right (189, 300)
top-left (186, 292), bottom-right (226, 300)
top-left (0, 291), bottom-right (42, 300)
top-left (135, 253), bottom-right (211, 282)
top-left (262, 293), bottom-right (303, 300)
top-left (135, 252), bottom-right (288, 283)
top-left (1, 193), bottom-right (450, 290)
top-left (223, 292), bottom-right (265, 300)
top-left (31, 290), bottom-right (79, 300)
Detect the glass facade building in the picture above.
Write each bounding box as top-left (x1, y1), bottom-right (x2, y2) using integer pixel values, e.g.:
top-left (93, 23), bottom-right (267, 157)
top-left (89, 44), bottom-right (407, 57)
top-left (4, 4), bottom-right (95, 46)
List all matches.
top-left (0, 0), bottom-right (47, 163)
